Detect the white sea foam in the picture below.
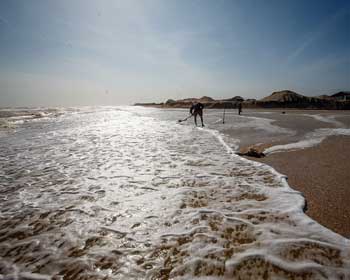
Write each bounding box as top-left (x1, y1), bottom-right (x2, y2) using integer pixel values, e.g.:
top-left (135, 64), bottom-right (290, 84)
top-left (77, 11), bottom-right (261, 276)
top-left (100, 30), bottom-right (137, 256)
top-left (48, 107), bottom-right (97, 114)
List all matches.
top-left (217, 115), bottom-right (295, 135)
top-left (302, 114), bottom-right (344, 127)
top-left (265, 128), bottom-right (350, 154)
top-left (0, 107), bottom-right (349, 279)
top-left (0, 109), bottom-right (62, 135)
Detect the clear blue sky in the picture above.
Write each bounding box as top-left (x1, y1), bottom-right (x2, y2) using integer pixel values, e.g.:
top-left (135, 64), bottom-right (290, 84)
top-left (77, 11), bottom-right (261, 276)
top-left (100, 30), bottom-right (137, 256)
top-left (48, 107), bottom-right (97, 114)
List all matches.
top-left (0, 0), bottom-right (349, 106)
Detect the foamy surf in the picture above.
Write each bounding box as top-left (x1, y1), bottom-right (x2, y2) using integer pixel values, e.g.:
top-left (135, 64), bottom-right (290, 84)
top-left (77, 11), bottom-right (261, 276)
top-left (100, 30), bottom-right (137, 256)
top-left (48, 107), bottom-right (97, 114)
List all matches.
top-left (302, 114), bottom-right (344, 127)
top-left (265, 127), bottom-right (350, 154)
top-left (0, 107), bottom-right (349, 279)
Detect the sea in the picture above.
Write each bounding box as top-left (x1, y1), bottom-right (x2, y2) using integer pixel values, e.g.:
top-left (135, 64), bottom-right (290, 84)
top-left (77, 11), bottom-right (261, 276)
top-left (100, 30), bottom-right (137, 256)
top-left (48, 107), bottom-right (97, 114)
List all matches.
top-left (0, 106), bottom-right (349, 279)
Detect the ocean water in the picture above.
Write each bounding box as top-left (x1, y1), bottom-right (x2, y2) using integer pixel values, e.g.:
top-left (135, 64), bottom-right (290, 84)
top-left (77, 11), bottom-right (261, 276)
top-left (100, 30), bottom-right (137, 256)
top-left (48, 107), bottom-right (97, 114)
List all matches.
top-left (0, 106), bottom-right (349, 280)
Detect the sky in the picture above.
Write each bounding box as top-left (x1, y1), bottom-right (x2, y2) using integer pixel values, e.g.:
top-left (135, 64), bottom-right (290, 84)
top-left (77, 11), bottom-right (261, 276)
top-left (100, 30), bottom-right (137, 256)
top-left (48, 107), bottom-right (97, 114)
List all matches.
top-left (0, 0), bottom-right (349, 106)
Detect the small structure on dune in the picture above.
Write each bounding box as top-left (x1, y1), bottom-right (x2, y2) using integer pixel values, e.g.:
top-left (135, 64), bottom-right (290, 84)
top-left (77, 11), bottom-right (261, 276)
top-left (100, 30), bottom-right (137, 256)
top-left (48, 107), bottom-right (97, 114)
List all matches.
top-left (331, 91), bottom-right (350, 101)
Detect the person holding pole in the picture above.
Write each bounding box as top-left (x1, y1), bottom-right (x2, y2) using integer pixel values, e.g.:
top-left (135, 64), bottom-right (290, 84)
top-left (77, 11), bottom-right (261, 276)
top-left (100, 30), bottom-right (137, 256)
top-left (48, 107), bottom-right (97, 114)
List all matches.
top-left (190, 102), bottom-right (204, 127)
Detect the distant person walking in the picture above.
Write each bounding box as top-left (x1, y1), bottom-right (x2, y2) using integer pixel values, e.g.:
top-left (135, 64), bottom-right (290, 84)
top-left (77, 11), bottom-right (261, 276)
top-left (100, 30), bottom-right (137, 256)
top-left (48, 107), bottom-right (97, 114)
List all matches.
top-left (190, 102), bottom-right (204, 127)
top-left (238, 102), bottom-right (242, 115)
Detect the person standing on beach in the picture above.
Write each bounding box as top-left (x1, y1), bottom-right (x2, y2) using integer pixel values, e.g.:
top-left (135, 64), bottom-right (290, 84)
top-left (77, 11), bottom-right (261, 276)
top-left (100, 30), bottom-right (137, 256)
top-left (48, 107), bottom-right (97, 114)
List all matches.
top-left (190, 102), bottom-right (204, 127)
top-left (238, 102), bottom-right (242, 115)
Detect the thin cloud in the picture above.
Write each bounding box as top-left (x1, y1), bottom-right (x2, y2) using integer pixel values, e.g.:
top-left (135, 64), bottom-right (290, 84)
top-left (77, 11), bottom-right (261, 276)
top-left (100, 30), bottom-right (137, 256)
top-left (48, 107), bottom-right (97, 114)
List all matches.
top-left (287, 5), bottom-right (350, 63)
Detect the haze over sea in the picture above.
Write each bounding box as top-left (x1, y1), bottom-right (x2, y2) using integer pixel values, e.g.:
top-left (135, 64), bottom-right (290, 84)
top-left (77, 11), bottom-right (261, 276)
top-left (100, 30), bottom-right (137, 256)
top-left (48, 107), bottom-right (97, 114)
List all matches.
top-left (0, 106), bottom-right (349, 279)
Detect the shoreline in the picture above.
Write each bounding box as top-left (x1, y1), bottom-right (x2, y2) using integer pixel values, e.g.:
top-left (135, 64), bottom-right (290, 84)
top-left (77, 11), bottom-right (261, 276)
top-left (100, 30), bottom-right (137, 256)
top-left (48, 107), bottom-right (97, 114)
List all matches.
top-left (245, 135), bottom-right (350, 238)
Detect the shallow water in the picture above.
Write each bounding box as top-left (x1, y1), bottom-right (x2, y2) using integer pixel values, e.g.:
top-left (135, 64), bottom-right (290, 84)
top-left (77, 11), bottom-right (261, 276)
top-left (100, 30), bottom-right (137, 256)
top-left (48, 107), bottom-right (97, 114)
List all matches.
top-left (0, 107), bottom-right (349, 279)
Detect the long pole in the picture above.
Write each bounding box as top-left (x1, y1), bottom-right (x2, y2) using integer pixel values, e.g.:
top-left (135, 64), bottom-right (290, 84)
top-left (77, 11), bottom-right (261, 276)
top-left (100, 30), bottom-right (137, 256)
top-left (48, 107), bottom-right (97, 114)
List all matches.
top-left (223, 103), bottom-right (226, 124)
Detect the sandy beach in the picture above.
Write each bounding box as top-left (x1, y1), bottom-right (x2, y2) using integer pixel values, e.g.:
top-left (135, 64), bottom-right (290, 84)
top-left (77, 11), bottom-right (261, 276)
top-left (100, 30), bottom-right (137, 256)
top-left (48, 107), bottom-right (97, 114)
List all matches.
top-left (182, 108), bottom-right (350, 238)
top-left (252, 135), bottom-right (350, 238)
top-left (226, 110), bottom-right (350, 238)
top-left (197, 109), bottom-right (350, 239)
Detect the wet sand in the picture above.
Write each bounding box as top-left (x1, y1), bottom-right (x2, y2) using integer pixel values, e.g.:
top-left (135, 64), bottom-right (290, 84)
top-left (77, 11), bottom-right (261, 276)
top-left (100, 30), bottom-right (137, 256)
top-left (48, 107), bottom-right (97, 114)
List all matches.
top-left (219, 109), bottom-right (346, 149)
top-left (219, 109), bottom-right (350, 238)
top-left (252, 135), bottom-right (350, 238)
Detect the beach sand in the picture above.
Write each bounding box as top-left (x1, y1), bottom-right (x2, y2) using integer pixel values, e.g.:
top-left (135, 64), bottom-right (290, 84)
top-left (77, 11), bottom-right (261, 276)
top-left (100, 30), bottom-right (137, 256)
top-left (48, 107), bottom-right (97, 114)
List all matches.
top-left (220, 109), bottom-right (348, 149)
top-left (221, 110), bottom-right (350, 238)
top-left (252, 135), bottom-right (350, 238)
